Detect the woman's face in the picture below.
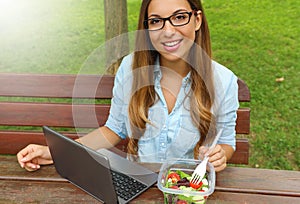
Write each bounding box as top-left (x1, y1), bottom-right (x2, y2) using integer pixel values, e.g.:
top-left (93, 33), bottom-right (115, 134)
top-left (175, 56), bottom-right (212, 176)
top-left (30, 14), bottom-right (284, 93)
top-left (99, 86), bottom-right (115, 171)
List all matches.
top-left (147, 0), bottom-right (202, 64)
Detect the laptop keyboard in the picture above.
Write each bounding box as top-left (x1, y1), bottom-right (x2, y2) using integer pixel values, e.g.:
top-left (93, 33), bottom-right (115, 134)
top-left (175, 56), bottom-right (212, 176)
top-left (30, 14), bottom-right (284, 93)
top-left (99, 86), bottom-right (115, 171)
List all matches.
top-left (111, 170), bottom-right (148, 201)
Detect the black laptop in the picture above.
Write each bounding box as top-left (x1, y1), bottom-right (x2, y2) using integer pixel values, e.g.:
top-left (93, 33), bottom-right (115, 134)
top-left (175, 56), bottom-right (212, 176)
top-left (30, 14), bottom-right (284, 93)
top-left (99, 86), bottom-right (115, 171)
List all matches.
top-left (43, 126), bottom-right (157, 204)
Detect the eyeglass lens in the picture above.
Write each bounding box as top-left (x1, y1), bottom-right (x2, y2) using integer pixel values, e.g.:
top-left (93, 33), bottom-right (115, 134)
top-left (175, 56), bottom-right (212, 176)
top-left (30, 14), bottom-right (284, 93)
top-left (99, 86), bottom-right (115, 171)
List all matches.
top-left (146, 12), bottom-right (192, 31)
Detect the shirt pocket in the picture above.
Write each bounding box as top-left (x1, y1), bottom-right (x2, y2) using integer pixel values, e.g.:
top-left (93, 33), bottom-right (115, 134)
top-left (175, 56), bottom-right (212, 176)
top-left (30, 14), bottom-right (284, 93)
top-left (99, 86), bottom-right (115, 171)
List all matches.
top-left (166, 114), bottom-right (200, 159)
top-left (142, 106), bottom-right (165, 140)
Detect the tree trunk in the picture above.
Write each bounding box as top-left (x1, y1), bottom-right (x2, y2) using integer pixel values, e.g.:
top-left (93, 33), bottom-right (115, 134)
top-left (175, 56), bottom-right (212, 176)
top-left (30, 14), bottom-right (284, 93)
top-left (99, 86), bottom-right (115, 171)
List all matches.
top-left (104, 0), bottom-right (129, 74)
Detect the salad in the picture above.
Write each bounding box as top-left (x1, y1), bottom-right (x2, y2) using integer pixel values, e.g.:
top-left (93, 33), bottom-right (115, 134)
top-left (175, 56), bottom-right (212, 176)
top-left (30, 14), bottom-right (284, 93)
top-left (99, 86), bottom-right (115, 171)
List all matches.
top-left (163, 170), bottom-right (209, 204)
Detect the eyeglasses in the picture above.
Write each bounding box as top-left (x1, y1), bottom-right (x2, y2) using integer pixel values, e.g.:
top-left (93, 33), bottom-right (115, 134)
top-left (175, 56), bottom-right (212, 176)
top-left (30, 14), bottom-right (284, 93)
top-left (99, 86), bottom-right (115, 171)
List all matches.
top-left (144, 11), bottom-right (194, 31)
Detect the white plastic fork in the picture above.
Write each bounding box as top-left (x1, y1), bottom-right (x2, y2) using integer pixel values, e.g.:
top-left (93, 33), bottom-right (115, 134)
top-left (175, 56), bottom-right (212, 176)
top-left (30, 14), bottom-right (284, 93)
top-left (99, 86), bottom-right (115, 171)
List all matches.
top-left (190, 129), bottom-right (223, 185)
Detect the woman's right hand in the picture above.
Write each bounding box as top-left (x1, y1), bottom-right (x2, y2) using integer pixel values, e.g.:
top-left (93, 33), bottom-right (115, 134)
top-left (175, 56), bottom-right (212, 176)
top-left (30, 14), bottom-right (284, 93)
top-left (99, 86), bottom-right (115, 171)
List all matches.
top-left (17, 144), bottom-right (53, 172)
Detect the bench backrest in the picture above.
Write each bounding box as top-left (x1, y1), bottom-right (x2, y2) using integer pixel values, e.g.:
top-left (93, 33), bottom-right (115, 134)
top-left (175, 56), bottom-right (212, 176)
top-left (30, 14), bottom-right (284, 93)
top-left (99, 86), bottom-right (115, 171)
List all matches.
top-left (0, 73), bottom-right (250, 164)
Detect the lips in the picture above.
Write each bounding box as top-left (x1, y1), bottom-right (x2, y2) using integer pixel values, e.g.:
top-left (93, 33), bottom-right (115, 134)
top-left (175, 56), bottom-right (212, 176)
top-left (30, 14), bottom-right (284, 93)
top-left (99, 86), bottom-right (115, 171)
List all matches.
top-left (162, 39), bottom-right (182, 52)
top-left (162, 40), bottom-right (181, 47)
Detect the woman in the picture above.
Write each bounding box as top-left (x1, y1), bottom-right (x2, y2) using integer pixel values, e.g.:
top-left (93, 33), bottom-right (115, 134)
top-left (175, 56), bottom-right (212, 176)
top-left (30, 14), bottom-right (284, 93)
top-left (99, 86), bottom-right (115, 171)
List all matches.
top-left (17, 0), bottom-right (238, 172)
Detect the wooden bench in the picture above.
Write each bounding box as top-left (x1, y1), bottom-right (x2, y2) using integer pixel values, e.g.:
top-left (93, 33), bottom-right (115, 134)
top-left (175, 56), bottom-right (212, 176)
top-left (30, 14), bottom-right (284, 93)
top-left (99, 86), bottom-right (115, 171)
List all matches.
top-left (0, 73), bottom-right (250, 164)
top-left (1, 155), bottom-right (300, 203)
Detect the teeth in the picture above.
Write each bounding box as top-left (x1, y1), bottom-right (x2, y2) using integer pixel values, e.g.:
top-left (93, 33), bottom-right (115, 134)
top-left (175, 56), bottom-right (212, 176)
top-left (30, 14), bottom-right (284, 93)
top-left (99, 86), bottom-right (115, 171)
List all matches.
top-left (164, 40), bottom-right (180, 47)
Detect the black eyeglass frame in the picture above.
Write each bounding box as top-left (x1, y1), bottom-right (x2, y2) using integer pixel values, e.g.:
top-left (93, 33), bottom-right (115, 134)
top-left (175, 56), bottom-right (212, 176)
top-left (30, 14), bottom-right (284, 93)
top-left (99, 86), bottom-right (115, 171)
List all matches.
top-left (144, 11), bottom-right (195, 31)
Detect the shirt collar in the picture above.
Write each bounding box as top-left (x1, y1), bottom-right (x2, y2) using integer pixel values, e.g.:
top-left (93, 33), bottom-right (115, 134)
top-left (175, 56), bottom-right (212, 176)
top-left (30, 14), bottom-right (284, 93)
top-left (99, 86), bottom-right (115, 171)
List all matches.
top-left (153, 56), bottom-right (192, 85)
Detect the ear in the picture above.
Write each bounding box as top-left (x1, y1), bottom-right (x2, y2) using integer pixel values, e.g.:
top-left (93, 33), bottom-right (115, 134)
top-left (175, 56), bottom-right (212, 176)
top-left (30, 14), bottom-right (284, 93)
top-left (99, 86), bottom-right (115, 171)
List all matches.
top-left (194, 10), bottom-right (202, 31)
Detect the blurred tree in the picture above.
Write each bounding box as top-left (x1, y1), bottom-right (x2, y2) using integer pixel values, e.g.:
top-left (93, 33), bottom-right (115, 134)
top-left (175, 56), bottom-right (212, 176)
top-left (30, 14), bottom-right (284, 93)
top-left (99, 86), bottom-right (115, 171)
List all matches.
top-left (104, 0), bottom-right (129, 74)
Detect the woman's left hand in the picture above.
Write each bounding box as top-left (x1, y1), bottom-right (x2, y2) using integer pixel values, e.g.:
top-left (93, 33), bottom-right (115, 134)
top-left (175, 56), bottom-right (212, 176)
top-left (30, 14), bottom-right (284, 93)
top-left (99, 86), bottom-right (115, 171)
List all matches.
top-left (199, 144), bottom-right (227, 172)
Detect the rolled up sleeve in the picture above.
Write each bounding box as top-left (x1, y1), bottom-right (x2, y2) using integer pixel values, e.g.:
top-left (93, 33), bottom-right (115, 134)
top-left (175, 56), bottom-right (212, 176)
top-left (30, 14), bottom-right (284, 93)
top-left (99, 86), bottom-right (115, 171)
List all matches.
top-left (105, 55), bottom-right (133, 139)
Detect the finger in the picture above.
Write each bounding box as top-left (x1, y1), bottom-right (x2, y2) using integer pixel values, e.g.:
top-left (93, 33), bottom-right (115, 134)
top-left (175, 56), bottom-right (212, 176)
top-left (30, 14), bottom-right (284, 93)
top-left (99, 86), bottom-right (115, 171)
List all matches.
top-left (211, 154), bottom-right (226, 165)
top-left (36, 158), bottom-right (54, 165)
top-left (208, 145), bottom-right (222, 156)
top-left (199, 146), bottom-right (208, 153)
top-left (198, 146), bottom-right (209, 159)
top-left (210, 155), bottom-right (226, 170)
top-left (213, 162), bottom-right (227, 172)
top-left (24, 163), bottom-right (40, 172)
top-left (27, 158), bottom-right (41, 170)
top-left (17, 145), bottom-right (34, 168)
top-left (17, 152), bottom-right (26, 168)
top-left (210, 150), bottom-right (226, 166)
top-left (20, 146), bottom-right (43, 163)
top-left (209, 150), bottom-right (224, 161)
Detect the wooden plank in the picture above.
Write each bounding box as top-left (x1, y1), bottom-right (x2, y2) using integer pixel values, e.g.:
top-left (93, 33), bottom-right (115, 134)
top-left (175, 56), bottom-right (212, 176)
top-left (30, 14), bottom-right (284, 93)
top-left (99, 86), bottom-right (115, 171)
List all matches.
top-left (0, 131), bottom-right (79, 155)
top-left (0, 179), bottom-right (165, 203)
top-left (236, 108), bottom-right (250, 134)
top-left (0, 74), bottom-right (250, 101)
top-left (0, 135), bottom-right (249, 165)
top-left (1, 180), bottom-right (299, 204)
top-left (237, 78), bottom-right (250, 102)
top-left (2, 155), bottom-right (299, 196)
top-left (0, 102), bottom-right (110, 128)
top-left (0, 155), bottom-right (62, 179)
top-left (228, 138), bottom-right (249, 164)
top-left (0, 73), bottom-right (114, 98)
top-left (0, 103), bottom-right (249, 133)
top-left (209, 191), bottom-right (300, 204)
top-left (216, 167), bottom-right (300, 197)
top-left (0, 180), bottom-right (101, 203)
top-left (0, 155), bottom-right (299, 204)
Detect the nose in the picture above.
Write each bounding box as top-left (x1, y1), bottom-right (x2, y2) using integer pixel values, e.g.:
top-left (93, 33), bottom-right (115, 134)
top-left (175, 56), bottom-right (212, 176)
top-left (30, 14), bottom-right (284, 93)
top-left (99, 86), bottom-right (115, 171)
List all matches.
top-left (162, 20), bottom-right (176, 35)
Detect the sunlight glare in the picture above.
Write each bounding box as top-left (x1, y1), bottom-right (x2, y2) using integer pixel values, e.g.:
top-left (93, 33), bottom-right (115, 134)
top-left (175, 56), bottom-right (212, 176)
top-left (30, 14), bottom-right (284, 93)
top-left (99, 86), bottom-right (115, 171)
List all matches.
top-left (0, 0), bottom-right (27, 26)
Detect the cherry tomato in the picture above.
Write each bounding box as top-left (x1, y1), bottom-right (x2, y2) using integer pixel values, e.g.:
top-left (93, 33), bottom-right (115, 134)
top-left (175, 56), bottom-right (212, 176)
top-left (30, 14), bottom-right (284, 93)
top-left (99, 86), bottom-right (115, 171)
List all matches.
top-left (176, 200), bottom-right (188, 204)
top-left (171, 185), bottom-right (179, 189)
top-left (200, 190), bottom-right (208, 199)
top-left (167, 172), bottom-right (180, 183)
top-left (190, 181), bottom-right (203, 189)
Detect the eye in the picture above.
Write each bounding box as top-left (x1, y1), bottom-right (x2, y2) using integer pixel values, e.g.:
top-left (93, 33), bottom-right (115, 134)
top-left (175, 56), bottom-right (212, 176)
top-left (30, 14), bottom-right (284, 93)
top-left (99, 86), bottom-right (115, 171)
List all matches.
top-left (173, 13), bottom-right (189, 22)
top-left (149, 18), bottom-right (162, 25)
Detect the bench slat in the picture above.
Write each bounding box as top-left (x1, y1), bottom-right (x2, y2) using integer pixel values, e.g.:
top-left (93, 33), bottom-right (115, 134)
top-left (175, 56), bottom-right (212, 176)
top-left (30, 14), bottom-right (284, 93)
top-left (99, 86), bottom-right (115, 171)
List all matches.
top-left (237, 79), bottom-right (250, 102)
top-left (0, 131), bottom-right (78, 154)
top-left (0, 102), bottom-right (110, 128)
top-left (0, 131), bottom-right (249, 164)
top-left (0, 102), bottom-right (249, 133)
top-left (0, 74), bottom-right (250, 102)
top-left (227, 139), bottom-right (249, 164)
top-left (0, 73), bottom-right (114, 99)
top-left (236, 108), bottom-right (251, 134)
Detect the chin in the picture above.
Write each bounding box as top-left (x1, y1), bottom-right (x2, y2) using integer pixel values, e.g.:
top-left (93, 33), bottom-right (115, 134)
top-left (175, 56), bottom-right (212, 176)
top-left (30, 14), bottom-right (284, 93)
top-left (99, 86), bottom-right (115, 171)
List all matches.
top-left (160, 52), bottom-right (188, 63)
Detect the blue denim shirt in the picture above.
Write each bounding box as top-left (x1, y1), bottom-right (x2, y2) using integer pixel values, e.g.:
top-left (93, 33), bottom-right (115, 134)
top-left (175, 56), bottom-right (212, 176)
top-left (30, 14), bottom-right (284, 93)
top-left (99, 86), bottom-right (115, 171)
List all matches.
top-left (105, 54), bottom-right (239, 163)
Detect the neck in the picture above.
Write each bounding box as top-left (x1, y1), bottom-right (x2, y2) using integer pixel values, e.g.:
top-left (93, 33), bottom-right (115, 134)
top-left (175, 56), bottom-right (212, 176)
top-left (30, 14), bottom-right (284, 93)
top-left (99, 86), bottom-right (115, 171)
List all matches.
top-left (160, 57), bottom-right (190, 78)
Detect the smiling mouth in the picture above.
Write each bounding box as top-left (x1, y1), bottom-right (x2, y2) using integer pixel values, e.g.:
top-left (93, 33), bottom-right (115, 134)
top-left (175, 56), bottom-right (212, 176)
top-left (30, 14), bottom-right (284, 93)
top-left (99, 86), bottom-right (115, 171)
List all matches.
top-left (162, 40), bottom-right (182, 47)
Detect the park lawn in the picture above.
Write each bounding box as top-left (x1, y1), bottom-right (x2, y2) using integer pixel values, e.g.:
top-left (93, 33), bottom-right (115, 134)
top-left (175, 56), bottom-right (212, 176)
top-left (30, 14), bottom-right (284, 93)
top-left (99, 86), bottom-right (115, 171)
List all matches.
top-left (0, 0), bottom-right (299, 170)
top-left (203, 0), bottom-right (299, 170)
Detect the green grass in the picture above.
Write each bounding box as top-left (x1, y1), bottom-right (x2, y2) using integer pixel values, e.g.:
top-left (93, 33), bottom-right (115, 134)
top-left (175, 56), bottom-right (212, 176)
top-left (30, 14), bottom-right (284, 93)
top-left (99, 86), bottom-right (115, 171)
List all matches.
top-left (0, 0), bottom-right (299, 170)
top-left (203, 0), bottom-right (300, 170)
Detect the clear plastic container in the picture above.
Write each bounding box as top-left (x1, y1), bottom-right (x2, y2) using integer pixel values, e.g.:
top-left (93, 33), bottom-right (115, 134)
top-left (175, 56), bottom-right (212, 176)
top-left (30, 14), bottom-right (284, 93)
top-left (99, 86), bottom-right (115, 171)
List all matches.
top-left (157, 159), bottom-right (215, 204)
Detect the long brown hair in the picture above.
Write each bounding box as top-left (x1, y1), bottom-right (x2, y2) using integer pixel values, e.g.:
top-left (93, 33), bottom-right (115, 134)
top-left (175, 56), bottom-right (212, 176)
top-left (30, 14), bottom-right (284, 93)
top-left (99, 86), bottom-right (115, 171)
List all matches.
top-left (128, 0), bottom-right (215, 160)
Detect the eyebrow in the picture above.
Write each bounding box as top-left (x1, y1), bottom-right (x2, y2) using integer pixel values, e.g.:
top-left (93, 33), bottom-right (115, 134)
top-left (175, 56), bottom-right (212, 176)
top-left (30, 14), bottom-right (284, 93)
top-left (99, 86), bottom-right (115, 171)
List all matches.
top-left (148, 9), bottom-right (189, 18)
